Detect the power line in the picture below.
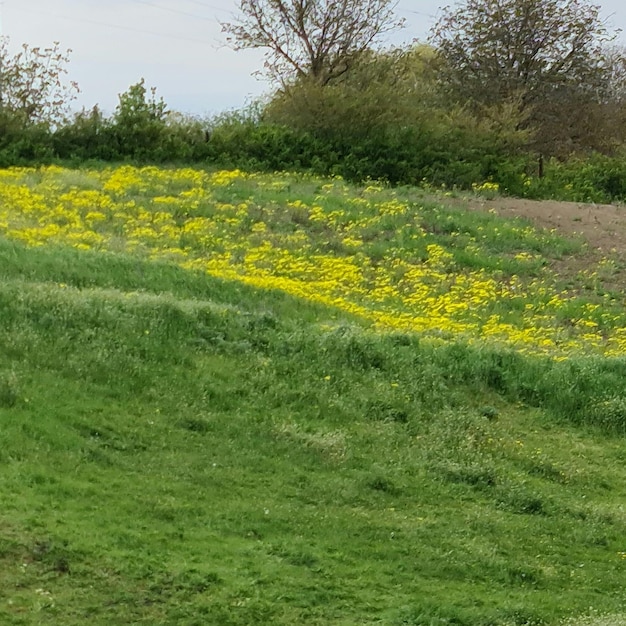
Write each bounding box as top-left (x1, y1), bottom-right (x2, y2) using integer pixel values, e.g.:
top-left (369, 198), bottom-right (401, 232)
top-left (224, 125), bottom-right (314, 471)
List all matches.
top-left (181, 0), bottom-right (231, 13)
top-left (12, 6), bottom-right (217, 47)
top-left (127, 0), bottom-right (216, 22)
top-left (397, 8), bottom-right (437, 20)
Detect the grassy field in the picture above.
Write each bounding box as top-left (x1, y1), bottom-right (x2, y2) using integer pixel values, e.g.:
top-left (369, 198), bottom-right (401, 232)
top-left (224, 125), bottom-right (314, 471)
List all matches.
top-left (0, 166), bottom-right (625, 625)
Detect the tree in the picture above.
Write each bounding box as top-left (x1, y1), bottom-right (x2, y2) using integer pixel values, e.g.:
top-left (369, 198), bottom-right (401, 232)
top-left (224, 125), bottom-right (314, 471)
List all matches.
top-left (260, 44), bottom-right (528, 185)
top-left (599, 45), bottom-right (626, 105)
top-left (589, 46), bottom-right (626, 152)
top-left (221, 0), bottom-right (404, 85)
top-left (429, 0), bottom-right (616, 155)
top-left (111, 79), bottom-right (168, 158)
top-left (0, 38), bottom-right (79, 127)
top-left (265, 48), bottom-right (401, 132)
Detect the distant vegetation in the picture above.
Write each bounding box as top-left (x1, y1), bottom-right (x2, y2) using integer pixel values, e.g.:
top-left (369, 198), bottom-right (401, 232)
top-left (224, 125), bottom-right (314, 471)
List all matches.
top-left (2, 0), bottom-right (626, 203)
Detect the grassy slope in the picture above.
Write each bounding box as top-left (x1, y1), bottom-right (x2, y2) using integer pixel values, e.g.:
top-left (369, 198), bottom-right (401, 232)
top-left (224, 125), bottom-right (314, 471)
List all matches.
top-left (0, 237), bottom-right (625, 626)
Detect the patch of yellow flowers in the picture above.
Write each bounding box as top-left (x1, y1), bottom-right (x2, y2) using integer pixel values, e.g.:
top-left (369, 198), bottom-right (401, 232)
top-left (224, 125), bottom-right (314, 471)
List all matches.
top-left (1, 165), bottom-right (625, 358)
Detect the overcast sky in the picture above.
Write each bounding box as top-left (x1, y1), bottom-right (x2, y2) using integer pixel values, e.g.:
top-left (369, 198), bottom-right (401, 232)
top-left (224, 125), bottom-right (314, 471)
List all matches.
top-left (3, 0), bottom-right (625, 117)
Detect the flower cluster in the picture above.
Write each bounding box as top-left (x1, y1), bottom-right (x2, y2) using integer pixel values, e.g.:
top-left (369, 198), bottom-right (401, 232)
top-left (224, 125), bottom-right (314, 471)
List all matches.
top-left (1, 165), bottom-right (625, 358)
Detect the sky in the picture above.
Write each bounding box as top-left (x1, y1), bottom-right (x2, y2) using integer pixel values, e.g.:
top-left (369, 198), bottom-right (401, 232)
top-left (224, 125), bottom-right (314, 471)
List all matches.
top-left (3, 0), bottom-right (625, 118)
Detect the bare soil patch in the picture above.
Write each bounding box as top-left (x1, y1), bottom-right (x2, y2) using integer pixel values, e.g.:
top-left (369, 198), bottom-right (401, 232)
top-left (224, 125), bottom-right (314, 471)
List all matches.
top-left (463, 196), bottom-right (626, 254)
top-left (436, 193), bottom-right (626, 293)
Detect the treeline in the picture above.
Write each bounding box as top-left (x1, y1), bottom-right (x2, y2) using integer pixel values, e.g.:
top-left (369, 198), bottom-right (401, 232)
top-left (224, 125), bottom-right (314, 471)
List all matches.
top-left (5, 71), bottom-right (626, 205)
top-left (3, 0), bottom-right (626, 203)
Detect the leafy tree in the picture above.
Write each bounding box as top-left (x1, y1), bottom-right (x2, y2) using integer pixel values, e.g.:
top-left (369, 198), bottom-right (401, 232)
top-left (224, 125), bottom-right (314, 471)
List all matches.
top-left (264, 47), bottom-right (417, 137)
top-left (601, 46), bottom-right (626, 104)
top-left (111, 79), bottom-right (168, 158)
top-left (592, 46), bottom-right (626, 151)
top-left (114, 79), bottom-right (167, 131)
top-left (429, 0), bottom-right (616, 155)
top-left (52, 105), bottom-right (119, 161)
top-left (261, 44), bottom-right (527, 185)
top-left (221, 0), bottom-right (404, 85)
top-left (0, 38), bottom-right (78, 127)
top-left (105, 80), bottom-right (210, 161)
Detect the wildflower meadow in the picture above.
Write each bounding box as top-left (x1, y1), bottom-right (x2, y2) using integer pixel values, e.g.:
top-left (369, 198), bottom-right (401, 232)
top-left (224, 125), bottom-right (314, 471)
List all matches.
top-left (1, 165), bottom-right (624, 358)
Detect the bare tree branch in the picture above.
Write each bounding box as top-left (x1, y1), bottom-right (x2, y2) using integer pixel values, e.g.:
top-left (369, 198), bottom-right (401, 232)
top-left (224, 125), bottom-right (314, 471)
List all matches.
top-left (222, 0), bottom-right (404, 85)
top-left (0, 38), bottom-right (79, 126)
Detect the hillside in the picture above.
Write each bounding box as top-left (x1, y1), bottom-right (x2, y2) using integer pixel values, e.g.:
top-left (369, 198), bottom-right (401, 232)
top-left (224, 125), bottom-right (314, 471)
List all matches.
top-left (0, 166), bottom-right (625, 626)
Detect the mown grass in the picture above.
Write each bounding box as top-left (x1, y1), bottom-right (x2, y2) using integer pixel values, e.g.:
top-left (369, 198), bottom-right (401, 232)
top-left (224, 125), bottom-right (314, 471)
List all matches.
top-left (1, 235), bottom-right (625, 625)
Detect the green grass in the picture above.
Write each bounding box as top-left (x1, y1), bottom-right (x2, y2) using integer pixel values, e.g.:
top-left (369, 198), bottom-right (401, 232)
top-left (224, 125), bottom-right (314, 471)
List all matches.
top-left (1, 236), bottom-right (625, 625)
top-left (5, 164), bottom-right (625, 359)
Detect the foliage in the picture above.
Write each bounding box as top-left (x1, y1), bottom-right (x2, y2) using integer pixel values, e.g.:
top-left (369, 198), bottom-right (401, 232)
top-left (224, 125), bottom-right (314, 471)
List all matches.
top-left (51, 106), bottom-right (118, 162)
top-left (429, 0), bottom-right (616, 156)
top-left (495, 152), bottom-right (626, 202)
top-left (160, 110), bottom-right (212, 161)
top-left (52, 82), bottom-right (210, 163)
top-left (110, 78), bottom-right (169, 159)
top-left (0, 112), bottom-right (53, 166)
top-left (205, 110), bottom-right (321, 171)
top-left (241, 46), bottom-right (525, 186)
top-left (2, 38), bottom-right (626, 206)
top-left (0, 38), bottom-right (79, 127)
top-left (264, 46), bottom-right (436, 137)
top-left (221, 0), bottom-right (405, 85)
